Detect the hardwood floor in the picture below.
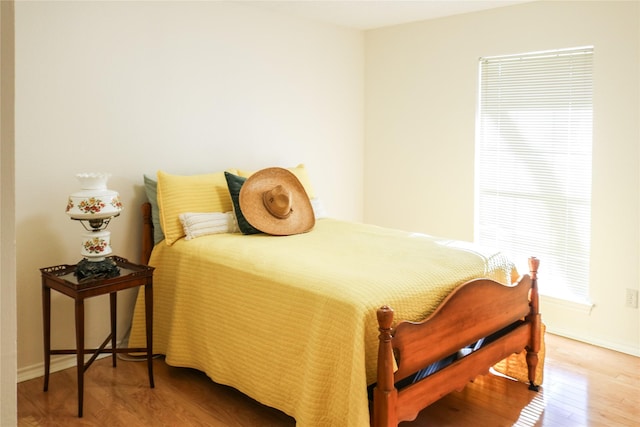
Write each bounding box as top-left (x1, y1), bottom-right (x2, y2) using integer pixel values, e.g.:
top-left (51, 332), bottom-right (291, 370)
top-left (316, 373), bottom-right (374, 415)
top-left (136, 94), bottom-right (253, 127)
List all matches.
top-left (18, 333), bottom-right (639, 426)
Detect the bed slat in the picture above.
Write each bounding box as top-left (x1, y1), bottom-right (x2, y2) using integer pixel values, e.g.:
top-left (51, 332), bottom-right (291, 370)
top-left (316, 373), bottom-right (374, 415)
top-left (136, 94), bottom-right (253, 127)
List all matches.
top-left (395, 322), bottom-right (532, 422)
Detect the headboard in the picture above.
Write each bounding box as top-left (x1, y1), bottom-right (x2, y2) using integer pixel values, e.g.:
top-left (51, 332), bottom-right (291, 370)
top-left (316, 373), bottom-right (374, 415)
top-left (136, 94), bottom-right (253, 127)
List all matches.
top-left (141, 202), bottom-right (154, 265)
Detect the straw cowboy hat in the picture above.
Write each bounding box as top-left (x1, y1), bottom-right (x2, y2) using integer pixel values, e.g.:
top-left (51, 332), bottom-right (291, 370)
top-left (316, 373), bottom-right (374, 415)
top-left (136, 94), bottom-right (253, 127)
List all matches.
top-left (239, 167), bottom-right (315, 236)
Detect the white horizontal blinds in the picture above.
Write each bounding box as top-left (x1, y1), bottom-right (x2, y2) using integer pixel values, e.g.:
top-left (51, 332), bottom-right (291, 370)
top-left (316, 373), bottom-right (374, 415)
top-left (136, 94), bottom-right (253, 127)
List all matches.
top-left (476, 47), bottom-right (593, 303)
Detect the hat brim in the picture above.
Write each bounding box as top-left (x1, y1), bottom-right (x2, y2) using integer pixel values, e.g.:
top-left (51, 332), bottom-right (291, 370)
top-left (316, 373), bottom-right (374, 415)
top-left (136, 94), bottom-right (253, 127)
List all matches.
top-left (239, 167), bottom-right (315, 236)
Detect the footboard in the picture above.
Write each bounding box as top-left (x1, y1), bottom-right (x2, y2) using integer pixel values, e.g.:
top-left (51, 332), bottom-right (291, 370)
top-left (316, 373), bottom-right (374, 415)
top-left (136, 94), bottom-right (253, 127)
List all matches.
top-left (373, 257), bottom-right (540, 426)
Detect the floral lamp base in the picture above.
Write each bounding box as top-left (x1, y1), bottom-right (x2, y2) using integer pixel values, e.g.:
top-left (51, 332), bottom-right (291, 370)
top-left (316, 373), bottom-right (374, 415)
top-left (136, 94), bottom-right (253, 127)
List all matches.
top-left (80, 230), bottom-right (112, 259)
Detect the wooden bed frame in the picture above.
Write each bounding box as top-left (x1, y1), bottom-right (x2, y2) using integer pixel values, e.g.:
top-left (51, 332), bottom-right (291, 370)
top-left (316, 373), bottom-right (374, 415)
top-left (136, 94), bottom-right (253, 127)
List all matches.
top-left (139, 202), bottom-right (541, 427)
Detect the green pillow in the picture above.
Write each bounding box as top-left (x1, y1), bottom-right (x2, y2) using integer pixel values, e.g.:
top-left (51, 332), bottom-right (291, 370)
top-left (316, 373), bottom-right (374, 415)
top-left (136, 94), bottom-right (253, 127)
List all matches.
top-left (143, 175), bottom-right (165, 245)
top-left (224, 172), bottom-right (261, 235)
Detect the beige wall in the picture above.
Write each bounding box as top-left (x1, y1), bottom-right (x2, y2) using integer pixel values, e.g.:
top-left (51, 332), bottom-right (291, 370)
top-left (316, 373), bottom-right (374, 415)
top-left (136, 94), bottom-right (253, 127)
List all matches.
top-left (1, 1), bottom-right (17, 424)
top-left (15, 1), bottom-right (364, 379)
top-left (365, 0), bottom-right (640, 355)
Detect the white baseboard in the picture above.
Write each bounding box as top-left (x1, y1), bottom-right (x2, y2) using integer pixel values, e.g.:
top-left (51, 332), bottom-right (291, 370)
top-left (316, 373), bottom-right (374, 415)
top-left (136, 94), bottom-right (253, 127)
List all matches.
top-left (546, 326), bottom-right (640, 357)
top-left (20, 328), bottom-right (637, 384)
top-left (18, 353), bottom-right (116, 383)
top-left (18, 338), bottom-right (129, 383)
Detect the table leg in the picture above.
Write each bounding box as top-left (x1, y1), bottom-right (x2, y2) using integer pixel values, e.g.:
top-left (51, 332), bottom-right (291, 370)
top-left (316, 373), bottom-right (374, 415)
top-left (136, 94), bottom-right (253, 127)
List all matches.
top-left (110, 292), bottom-right (117, 367)
top-left (145, 281), bottom-right (154, 388)
top-left (42, 285), bottom-right (51, 392)
top-left (75, 298), bottom-right (85, 418)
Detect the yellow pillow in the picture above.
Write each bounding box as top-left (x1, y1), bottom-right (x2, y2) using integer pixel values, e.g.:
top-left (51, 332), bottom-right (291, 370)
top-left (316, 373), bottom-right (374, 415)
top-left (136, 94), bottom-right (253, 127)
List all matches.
top-left (236, 164), bottom-right (316, 199)
top-left (157, 169), bottom-right (236, 245)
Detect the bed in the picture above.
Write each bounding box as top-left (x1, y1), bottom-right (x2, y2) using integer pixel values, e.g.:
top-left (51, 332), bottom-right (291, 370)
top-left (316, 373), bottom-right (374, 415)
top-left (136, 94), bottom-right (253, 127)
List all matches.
top-left (129, 168), bottom-right (542, 427)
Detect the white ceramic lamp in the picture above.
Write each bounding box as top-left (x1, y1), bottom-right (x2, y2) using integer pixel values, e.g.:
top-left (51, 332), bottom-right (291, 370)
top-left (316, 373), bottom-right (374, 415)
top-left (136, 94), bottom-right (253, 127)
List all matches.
top-left (65, 173), bottom-right (123, 280)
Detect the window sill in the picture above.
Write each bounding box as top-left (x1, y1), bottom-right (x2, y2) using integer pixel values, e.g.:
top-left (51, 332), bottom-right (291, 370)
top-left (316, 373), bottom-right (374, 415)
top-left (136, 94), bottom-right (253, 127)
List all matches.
top-left (539, 294), bottom-right (594, 315)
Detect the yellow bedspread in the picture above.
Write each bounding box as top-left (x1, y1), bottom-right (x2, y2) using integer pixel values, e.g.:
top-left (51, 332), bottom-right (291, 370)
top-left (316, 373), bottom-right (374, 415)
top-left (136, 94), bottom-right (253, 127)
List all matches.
top-left (129, 219), bottom-right (519, 427)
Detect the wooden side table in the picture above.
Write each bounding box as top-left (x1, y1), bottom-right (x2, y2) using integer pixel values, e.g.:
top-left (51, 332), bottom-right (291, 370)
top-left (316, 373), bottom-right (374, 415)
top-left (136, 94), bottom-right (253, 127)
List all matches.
top-left (41, 255), bottom-right (155, 417)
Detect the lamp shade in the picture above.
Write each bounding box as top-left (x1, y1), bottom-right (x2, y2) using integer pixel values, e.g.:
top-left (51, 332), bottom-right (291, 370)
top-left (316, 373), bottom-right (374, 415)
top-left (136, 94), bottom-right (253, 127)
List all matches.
top-left (66, 173), bottom-right (123, 220)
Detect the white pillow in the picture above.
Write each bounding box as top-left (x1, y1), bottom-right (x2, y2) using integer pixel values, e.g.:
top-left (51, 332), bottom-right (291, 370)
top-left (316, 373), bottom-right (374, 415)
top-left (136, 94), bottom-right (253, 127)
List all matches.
top-left (310, 198), bottom-right (328, 219)
top-left (179, 212), bottom-right (239, 240)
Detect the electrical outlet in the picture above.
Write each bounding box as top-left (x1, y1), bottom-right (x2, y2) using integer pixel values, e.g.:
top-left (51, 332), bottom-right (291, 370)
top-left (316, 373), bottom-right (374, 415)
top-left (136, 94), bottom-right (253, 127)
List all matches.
top-left (625, 288), bottom-right (639, 308)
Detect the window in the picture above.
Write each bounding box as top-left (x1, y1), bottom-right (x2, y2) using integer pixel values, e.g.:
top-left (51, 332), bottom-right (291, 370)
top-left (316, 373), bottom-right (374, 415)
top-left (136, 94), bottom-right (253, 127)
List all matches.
top-left (475, 47), bottom-right (593, 303)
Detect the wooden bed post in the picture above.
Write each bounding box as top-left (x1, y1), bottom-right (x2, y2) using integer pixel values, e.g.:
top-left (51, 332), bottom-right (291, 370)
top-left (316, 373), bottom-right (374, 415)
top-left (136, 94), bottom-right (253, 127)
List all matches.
top-left (373, 306), bottom-right (398, 427)
top-left (526, 257), bottom-right (541, 391)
